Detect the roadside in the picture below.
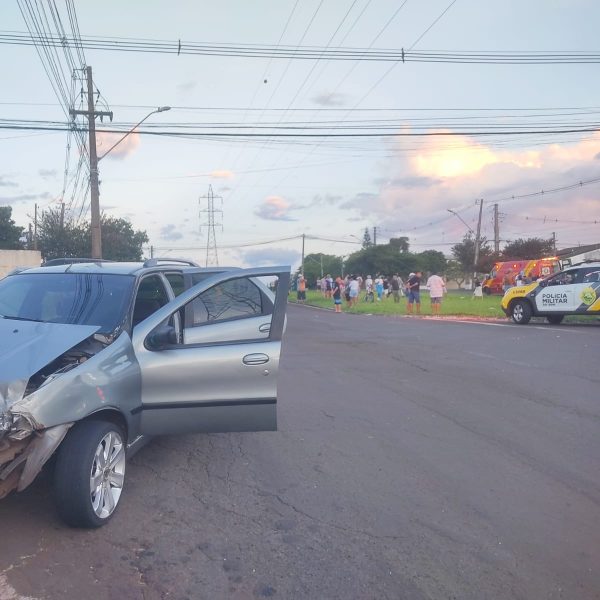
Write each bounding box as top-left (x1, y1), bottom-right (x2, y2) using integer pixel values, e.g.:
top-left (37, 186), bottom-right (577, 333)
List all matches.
top-left (289, 289), bottom-right (599, 324)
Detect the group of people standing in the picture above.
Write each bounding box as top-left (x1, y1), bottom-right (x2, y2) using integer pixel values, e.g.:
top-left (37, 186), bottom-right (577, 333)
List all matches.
top-left (310, 271), bottom-right (448, 315)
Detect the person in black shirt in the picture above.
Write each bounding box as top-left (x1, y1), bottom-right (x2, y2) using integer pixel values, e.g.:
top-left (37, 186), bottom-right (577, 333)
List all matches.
top-left (407, 271), bottom-right (422, 315)
top-left (332, 277), bottom-right (342, 313)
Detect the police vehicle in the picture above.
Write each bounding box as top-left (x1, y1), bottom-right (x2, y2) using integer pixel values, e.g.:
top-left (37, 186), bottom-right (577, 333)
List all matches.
top-left (501, 261), bottom-right (600, 324)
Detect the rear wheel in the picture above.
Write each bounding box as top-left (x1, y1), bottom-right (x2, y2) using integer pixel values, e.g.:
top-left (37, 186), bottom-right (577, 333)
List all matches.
top-left (510, 300), bottom-right (532, 324)
top-left (546, 315), bottom-right (564, 325)
top-left (54, 420), bottom-right (126, 528)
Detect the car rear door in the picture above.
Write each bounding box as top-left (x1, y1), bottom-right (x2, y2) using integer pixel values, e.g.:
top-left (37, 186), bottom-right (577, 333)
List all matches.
top-left (131, 267), bottom-right (289, 435)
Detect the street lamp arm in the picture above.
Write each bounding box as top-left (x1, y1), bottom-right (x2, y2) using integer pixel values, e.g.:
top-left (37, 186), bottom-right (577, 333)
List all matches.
top-left (98, 106), bottom-right (171, 161)
top-left (447, 209), bottom-right (474, 234)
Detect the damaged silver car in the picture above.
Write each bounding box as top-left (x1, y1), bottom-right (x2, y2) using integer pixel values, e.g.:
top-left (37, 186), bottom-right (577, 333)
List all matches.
top-left (0, 260), bottom-right (289, 527)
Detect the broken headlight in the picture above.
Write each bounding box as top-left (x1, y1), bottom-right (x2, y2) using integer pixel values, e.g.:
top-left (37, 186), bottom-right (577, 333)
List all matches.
top-left (0, 411), bottom-right (13, 435)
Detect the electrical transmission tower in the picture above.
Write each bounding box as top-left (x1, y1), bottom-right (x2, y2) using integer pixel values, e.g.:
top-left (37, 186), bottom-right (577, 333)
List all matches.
top-left (199, 185), bottom-right (223, 266)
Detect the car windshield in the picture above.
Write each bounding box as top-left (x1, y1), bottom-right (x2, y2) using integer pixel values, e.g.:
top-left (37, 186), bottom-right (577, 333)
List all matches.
top-left (0, 272), bottom-right (134, 333)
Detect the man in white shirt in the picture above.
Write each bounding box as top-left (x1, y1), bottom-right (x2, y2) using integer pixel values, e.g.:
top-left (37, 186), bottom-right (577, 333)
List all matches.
top-left (426, 272), bottom-right (447, 316)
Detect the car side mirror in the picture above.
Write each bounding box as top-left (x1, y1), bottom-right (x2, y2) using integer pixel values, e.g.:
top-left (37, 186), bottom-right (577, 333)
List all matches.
top-left (147, 324), bottom-right (177, 349)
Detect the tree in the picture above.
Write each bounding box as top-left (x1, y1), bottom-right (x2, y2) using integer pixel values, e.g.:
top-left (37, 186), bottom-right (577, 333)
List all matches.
top-left (343, 245), bottom-right (419, 276)
top-left (445, 259), bottom-right (468, 288)
top-left (389, 236), bottom-right (410, 253)
top-left (502, 237), bottom-right (554, 259)
top-left (37, 208), bottom-right (88, 260)
top-left (300, 253), bottom-right (343, 285)
top-left (100, 216), bottom-right (148, 261)
top-left (361, 227), bottom-right (372, 249)
top-left (37, 208), bottom-right (148, 262)
top-left (0, 206), bottom-right (24, 250)
top-left (416, 250), bottom-right (447, 275)
top-left (451, 233), bottom-right (494, 275)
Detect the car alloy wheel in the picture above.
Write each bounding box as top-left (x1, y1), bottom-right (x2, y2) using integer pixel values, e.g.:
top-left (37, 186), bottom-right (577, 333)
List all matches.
top-left (90, 431), bottom-right (126, 519)
top-left (511, 300), bottom-right (532, 324)
top-left (54, 419), bottom-right (127, 528)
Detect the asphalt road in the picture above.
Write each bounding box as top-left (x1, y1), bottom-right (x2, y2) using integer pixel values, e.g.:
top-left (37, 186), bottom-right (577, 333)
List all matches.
top-left (1, 306), bottom-right (599, 600)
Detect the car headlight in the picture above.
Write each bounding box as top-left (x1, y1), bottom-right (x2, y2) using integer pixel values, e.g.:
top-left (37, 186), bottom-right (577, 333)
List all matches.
top-left (0, 411), bottom-right (13, 435)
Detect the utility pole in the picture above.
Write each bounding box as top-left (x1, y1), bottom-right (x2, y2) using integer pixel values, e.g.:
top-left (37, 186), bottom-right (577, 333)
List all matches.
top-left (473, 199), bottom-right (484, 275)
top-left (199, 185), bottom-right (223, 266)
top-left (60, 202), bottom-right (65, 230)
top-left (33, 203), bottom-right (38, 250)
top-left (301, 233), bottom-right (305, 275)
top-left (552, 231), bottom-right (556, 253)
top-left (69, 66), bottom-right (112, 259)
top-left (373, 226), bottom-right (377, 245)
top-left (493, 203), bottom-right (500, 254)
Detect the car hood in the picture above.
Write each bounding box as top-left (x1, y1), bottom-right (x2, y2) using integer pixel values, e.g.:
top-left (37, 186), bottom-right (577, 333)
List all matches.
top-left (0, 319), bottom-right (100, 409)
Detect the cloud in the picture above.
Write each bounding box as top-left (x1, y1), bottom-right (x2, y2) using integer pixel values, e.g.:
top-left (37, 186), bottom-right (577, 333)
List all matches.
top-left (176, 81), bottom-right (197, 94)
top-left (312, 92), bottom-right (349, 107)
top-left (96, 131), bottom-right (140, 159)
top-left (218, 185), bottom-right (232, 193)
top-left (38, 169), bottom-right (57, 179)
top-left (237, 247), bottom-right (301, 267)
top-left (255, 195), bottom-right (296, 221)
top-left (340, 192), bottom-right (377, 210)
top-left (0, 192), bottom-right (50, 204)
top-left (159, 224), bottom-right (184, 241)
top-left (209, 170), bottom-right (234, 179)
top-left (338, 131), bottom-right (600, 247)
top-left (0, 176), bottom-right (17, 187)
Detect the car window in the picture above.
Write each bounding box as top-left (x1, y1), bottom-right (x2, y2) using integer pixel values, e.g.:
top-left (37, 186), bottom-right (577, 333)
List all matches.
top-left (165, 272), bottom-right (184, 296)
top-left (546, 270), bottom-right (577, 286)
top-left (189, 277), bottom-right (263, 327)
top-left (132, 275), bottom-right (170, 328)
top-left (0, 272), bottom-right (134, 333)
top-left (581, 268), bottom-right (600, 283)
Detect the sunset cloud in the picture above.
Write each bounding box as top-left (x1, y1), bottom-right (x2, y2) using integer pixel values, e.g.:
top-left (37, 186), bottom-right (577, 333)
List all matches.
top-left (96, 131), bottom-right (140, 160)
top-left (342, 132), bottom-right (600, 246)
top-left (255, 195), bottom-right (295, 221)
top-left (209, 170), bottom-right (234, 179)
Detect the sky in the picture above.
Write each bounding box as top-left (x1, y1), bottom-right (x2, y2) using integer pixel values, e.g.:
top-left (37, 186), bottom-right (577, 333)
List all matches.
top-left (2, 0), bottom-right (600, 269)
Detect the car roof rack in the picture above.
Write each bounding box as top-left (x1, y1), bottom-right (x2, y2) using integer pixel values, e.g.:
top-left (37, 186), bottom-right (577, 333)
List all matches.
top-left (143, 257), bottom-right (200, 268)
top-left (42, 257), bottom-right (112, 266)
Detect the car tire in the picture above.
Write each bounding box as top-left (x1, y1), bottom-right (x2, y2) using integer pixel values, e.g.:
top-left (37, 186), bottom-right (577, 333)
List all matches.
top-left (510, 300), bottom-right (532, 324)
top-left (54, 420), bottom-right (126, 528)
top-left (546, 315), bottom-right (564, 325)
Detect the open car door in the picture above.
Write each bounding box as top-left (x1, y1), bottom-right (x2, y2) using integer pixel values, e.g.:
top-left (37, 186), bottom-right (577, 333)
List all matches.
top-left (131, 267), bottom-right (290, 435)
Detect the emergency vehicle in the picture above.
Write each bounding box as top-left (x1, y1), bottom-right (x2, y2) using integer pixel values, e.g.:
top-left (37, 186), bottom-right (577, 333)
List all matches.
top-left (501, 261), bottom-right (600, 324)
top-left (482, 257), bottom-right (560, 295)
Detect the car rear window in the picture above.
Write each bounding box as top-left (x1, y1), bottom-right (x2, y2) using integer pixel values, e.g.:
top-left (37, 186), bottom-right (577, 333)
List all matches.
top-left (0, 272), bottom-right (134, 333)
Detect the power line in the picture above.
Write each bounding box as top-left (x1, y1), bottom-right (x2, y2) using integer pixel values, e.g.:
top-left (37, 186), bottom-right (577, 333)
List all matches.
top-left (4, 30), bottom-right (600, 63)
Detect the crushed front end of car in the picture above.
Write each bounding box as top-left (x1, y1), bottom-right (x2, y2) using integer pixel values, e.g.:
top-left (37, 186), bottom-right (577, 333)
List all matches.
top-left (0, 319), bottom-right (123, 498)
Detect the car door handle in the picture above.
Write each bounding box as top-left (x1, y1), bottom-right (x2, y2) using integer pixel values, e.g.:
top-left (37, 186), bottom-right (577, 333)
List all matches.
top-left (242, 353), bottom-right (270, 366)
top-left (258, 323), bottom-right (271, 333)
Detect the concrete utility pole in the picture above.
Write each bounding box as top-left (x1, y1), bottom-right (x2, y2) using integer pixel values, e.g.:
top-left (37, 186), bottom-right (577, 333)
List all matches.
top-left (373, 226), bottom-right (377, 245)
top-left (301, 233), bottom-right (305, 275)
top-left (69, 66), bottom-right (112, 259)
top-left (552, 231), bottom-right (557, 253)
top-left (473, 199), bottom-right (484, 274)
top-left (493, 203), bottom-right (500, 254)
top-left (33, 203), bottom-right (38, 250)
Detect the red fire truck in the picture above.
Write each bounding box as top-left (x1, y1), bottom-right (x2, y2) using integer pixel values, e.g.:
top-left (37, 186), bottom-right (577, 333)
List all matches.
top-left (482, 257), bottom-right (560, 295)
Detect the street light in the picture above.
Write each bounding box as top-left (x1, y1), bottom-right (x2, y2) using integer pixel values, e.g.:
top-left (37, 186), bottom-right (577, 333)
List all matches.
top-left (446, 208), bottom-right (474, 234)
top-left (98, 106), bottom-right (171, 161)
top-left (91, 106), bottom-right (170, 258)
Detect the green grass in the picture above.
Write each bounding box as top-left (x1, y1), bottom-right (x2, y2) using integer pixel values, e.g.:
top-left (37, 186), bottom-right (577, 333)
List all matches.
top-left (295, 289), bottom-right (506, 318)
